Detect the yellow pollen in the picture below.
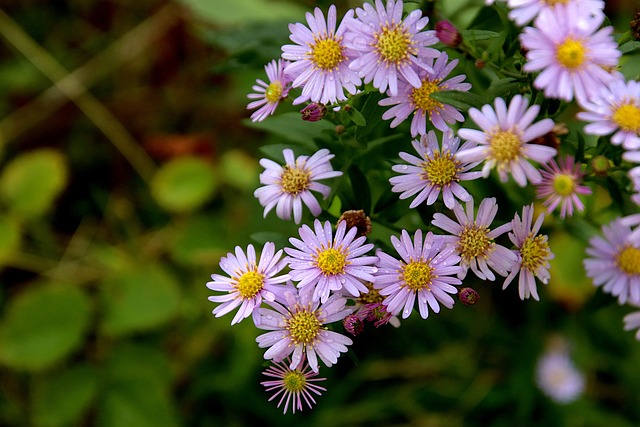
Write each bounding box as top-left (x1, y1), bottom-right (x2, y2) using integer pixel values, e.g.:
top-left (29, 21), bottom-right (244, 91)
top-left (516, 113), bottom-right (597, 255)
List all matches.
top-left (315, 248), bottom-right (347, 275)
top-left (280, 166), bottom-right (310, 195)
top-left (402, 261), bottom-right (434, 291)
top-left (236, 270), bottom-right (264, 299)
top-left (490, 130), bottom-right (522, 163)
top-left (375, 25), bottom-right (414, 64)
top-left (457, 226), bottom-right (492, 261)
top-left (552, 174), bottom-right (576, 197)
top-left (612, 103), bottom-right (640, 133)
top-left (615, 246), bottom-right (640, 275)
top-left (265, 81), bottom-right (283, 103)
top-left (422, 151), bottom-right (459, 187)
top-left (411, 80), bottom-right (444, 113)
top-left (287, 310), bottom-right (321, 344)
top-left (544, 0), bottom-right (569, 4)
top-left (311, 37), bottom-right (344, 70)
top-left (520, 234), bottom-right (550, 273)
top-left (556, 38), bottom-right (587, 69)
top-left (359, 282), bottom-right (384, 304)
top-left (282, 371), bottom-right (307, 392)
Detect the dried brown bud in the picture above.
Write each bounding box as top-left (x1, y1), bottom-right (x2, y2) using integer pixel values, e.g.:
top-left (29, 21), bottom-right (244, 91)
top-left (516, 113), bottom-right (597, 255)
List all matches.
top-left (631, 11), bottom-right (640, 41)
top-left (338, 210), bottom-right (372, 238)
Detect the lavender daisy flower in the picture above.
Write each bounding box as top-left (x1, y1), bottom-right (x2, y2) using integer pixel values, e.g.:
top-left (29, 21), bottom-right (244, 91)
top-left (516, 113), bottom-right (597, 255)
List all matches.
top-left (432, 197), bottom-right (518, 281)
top-left (630, 167), bottom-right (640, 206)
top-left (624, 310), bottom-right (640, 341)
top-left (379, 52), bottom-right (472, 136)
top-left (456, 95), bottom-right (557, 186)
top-left (536, 348), bottom-right (585, 404)
top-left (254, 148), bottom-right (343, 224)
top-left (281, 5), bottom-right (361, 105)
top-left (206, 242), bottom-right (289, 325)
top-left (261, 357), bottom-right (327, 414)
top-left (535, 155), bottom-right (592, 218)
top-left (255, 288), bottom-right (353, 372)
top-left (503, 204), bottom-right (554, 301)
top-left (344, 0), bottom-right (440, 96)
top-left (507, 0), bottom-right (604, 26)
top-left (577, 78), bottom-right (640, 151)
top-left (390, 130), bottom-right (483, 209)
top-left (374, 229), bottom-right (463, 319)
top-left (519, 3), bottom-right (620, 104)
top-left (247, 59), bottom-right (291, 122)
top-left (285, 219), bottom-right (378, 303)
top-left (584, 218), bottom-right (640, 306)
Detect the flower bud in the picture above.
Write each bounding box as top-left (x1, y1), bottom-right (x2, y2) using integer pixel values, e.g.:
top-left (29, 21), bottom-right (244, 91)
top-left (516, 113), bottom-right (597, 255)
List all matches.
top-left (435, 20), bottom-right (462, 48)
top-left (301, 102), bottom-right (327, 122)
top-left (631, 11), bottom-right (640, 41)
top-left (338, 210), bottom-right (372, 238)
top-left (458, 287), bottom-right (480, 306)
top-left (343, 313), bottom-right (364, 336)
top-left (590, 155), bottom-right (610, 176)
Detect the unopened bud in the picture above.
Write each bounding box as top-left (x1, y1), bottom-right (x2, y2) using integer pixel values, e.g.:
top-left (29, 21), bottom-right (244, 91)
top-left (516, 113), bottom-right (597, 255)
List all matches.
top-left (631, 11), bottom-right (640, 41)
top-left (335, 124), bottom-right (345, 135)
top-left (591, 155), bottom-right (610, 176)
top-left (343, 313), bottom-right (364, 336)
top-left (475, 58), bottom-right (485, 69)
top-left (458, 287), bottom-right (480, 306)
top-left (301, 102), bottom-right (327, 122)
top-left (435, 20), bottom-right (462, 48)
top-left (338, 210), bottom-right (372, 238)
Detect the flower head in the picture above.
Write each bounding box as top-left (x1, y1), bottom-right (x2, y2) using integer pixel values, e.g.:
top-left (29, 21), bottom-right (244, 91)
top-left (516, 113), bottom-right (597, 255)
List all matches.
top-left (261, 357), bottom-right (327, 414)
top-left (285, 219), bottom-right (378, 303)
top-left (507, 0), bottom-right (604, 26)
top-left (390, 130), bottom-right (483, 209)
top-left (536, 347), bottom-right (585, 404)
top-left (624, 310), bottom-right (640, 341)
top-left (374, 229), bottom-right (463, 319)
top-left (254, 148), bottom-right (342, 224)
top-left (535, 155), bottom-right (592, 218)
top-left (282, 5), bottom-right (361, 105)
top-left (457, 95), bottom-right (557, 186)
top-left (345, 0), bottom-right (440, 96)
top-left (207, 242), bottom-right (289, 325)
top-left (247, 59), bottom-right (291, 122)
top-left (379, 52), bottom-right (472, 136)
top-left (502, 204), bottom-right (554, 300)
top-left (432, 197), bottom-right (518, 281)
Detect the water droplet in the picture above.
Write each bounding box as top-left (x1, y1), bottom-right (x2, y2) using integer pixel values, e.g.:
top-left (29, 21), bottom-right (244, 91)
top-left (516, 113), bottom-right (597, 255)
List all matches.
top-left (371, 267), bottom-right (378, 274)
top-left (340, 278), bottom-right (346, 284)
top-left (399, 165), bottom-right (408, 170)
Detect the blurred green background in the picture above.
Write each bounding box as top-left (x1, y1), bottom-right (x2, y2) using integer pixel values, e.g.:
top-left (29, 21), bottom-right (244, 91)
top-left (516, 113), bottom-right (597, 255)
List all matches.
top-left (0, 0), bottom-right (639, 426)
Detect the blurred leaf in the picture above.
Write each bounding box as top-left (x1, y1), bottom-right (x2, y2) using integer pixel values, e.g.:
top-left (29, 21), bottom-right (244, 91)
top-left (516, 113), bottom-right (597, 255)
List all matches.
top-left (178, 0), bottom-right (306, 26)
top-left (0, 214), bottom-right (20, 264)
top-left (0, 149), bottom-right (68, 219)
top-left (104, 343), bottom-right (174, 389)
top-left (100, 265), bottom-right (181, 337)
top-left (170, 215), bottom-right (232, 267)
top-left (620, 41), bottom-right (640, 55)
top-left (347, 106), bottom-right (367, 127)
top-left (430, 90), bottom-right (485, 110)
top-left (150, 156), bottom-right (218, 213)
top-left (245, 112), bottom-right (335, 147)
top-left (220, 149), bottom-right (259, 190)
top-left (461, 29), bottom-right (501, 41)
top-left (348, 165), bottom-right (372, 213)
top-left (32, 365), bottom-right (98, 427)
top-left (0, 285), bottom-right (90, 371)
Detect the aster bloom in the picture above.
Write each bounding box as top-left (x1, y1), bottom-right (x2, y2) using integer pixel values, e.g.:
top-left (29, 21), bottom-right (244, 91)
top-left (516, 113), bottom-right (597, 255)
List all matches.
top-left (254, 148), bottom-right (343, 224)
top-left (535, 155), bottom-right (592, 218)
top-left (623, 310), bottom-right (640, 341)
top-left (281, 5), bottom-right (361, 105)
top-left (285, 219), bottom-right (378, 303)
top-left (503, 204), bottom-right (554, 301)
top-left (255, 288), bottom-right (353, 372)
top-left (247, 59), bottom-right (291, 122)
top-left (344, 0), bottom-right (441, 96)
top-left (261, 357), bottom-right (327, 414)
top-left (379, 52), bottom-right (472, 136)
top-left (536, 349), bottom-right (585, 404)
top-left (206, 242), bottom-right (289, 325)
top-left (456, 95), bottom-right (557, 186)
top-left (432, 197), bottom-right (518, 281)
top-left (584, 218), bottom-right (640, 306)
top-left (390, 131), bottom-right (483, 209)
top-left (629, 167), bottom-right (640, 206)
top-left (519, 3), bottom-right (621, 104)
top-left (374, 229), bottom-right (463, 319)
top-left (507, 0), bottom-right (604, 26)
top-left (577, 78), bottom-right (640, 151)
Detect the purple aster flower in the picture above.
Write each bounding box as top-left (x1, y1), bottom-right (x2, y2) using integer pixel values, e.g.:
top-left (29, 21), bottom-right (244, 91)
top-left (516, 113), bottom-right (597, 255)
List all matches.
top-left (374, 229), bottom-right (463, 319)
top-left (536, 347), bottom-right (585, 404)
top-left (507, 0), bottom-right (604, 26)
top-left (457, 95), bottom-right (557, 186)
top-left (577, 77), bottom-right (640, 151)
top-left (281, 5), bottom-right (361, 105)
top-left (285, 219), bottom-right (378, 303)
top-left (344, 0), bottom-right (440, 96)
top-left (535, 155), bottom-right (592, 218)
top-left (254, 148), bottom-right (343, 224)
top-left (261, 357), bottom-right (327, 414)
top-left (379, 52), bottom-right (472, 136)
top-left (390, 130), bottom-right (483, 209)
top-left (247, 59), bottom-right (291, 122)
top-left (624, 310), bottom-right (640, 341)
top-left (255, 287), bottom-right (353, 372)
top-left (432, 197), bottom-right (518, 281)
top-left (503, 204), bottom-right (554, 301)
top-left (206, 242), bottom-right (289, 325)
top-left (584, 218), bottom-right (640, 306)
top-left (630, 167), bottom-right (640, 206)
top-left (519, 3), bottom-right (620, 104)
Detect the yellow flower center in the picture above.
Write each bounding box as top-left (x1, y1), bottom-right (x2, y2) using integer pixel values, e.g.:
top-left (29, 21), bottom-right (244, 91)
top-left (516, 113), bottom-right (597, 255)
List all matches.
top-left (311, 37), bottom-right (345, 70)
top-left (457, 226), bottom-right (493, 261)
top-left (287, 309), bottom-right (321, 345)
top-left (615, 246), bottom-right (640, 275)
top-left (402, 261), bottom-right (434, 291)
top-left (556, 38), bottom-right (587, 69)
top-left (411, 80), bottom-right (444, 113)
top-left (422, 151), bottom-right (459, 187)
top-left (552, 174), bottom-right (576, 197)
top-left (315, 248), bottom-right (347, 275)
top-left (280, 166), bottom-right (310, 195)
top-left (612, 103), bottom-right (640, 133)
top-left (489, 130), bottom-right (522, 163)
top-left (236, 270), bottom-right (264, 299)
top-left (520, 234), bottom-right (550, 273)
top-left (358, 282), bottom-right (384, 304)
top-left (375, 25), bottom-right (414, 64)
top-left (265, 81), bottom-right (283, 103)
top-left (282, 370), bottom-right (307, 392)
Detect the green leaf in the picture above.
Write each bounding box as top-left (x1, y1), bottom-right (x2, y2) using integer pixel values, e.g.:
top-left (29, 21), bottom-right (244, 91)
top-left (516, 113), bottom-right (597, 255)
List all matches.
top-left (430, 90), bottom-right (484, 111)
top-left (100, 265), bottom-right (181, 337)
top-left (0, 149), bottom-right (68, 219)
top-left (348, 165), bottom-right (372, 213)
top-left (177, 0), bottom-right (305, 26)
top-left (245, 112), bottom-right (335, 147)
top-left (220, 149), bottom-right (259, 191)
top-left (0, 214), bottom-right (20, 264)
top-left (150, 156), bottom-right (218, 213)
top-left (32, 365), bottom-right (98, 427)
top-left (347, 106), bottom-right (367, 127)
top-left (0, 284), bottom-right (91, 371)
top-left (460, 29), bottom-right (501, 41)
top-left (620, 41), bottom-right (640, 55)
